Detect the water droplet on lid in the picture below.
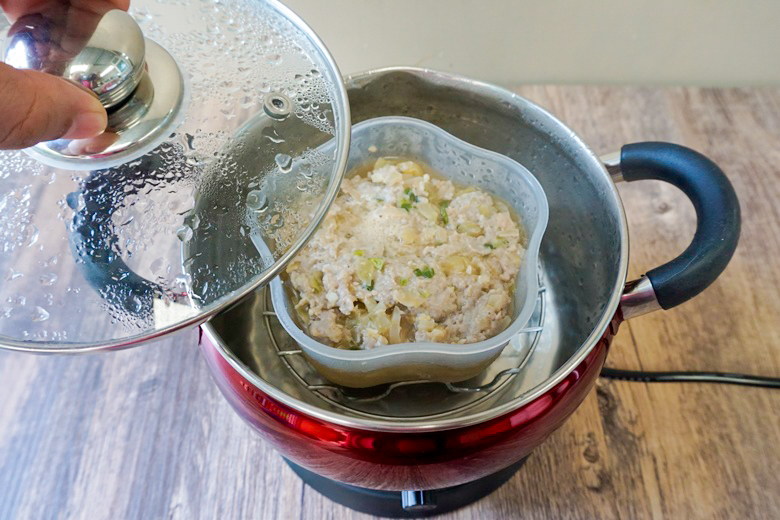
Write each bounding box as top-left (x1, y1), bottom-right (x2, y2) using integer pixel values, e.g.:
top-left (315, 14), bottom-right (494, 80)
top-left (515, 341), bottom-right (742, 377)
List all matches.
top-left (32, 307), bottom-right (49, 322)
top-left (246, 190), bottom-right (268, 212)
top-left (26, 225), bottom-right (39, 247)
top-left (67, 193), bottom-right (86, 212)
top-left (177, 225), bottom-right (194, 242)
top-left (5, 269), bottom-right (23, 281)
top-left (275, 153), bottom-right (293, 172)
top-left (262, 127), bottom-right (284, 144)
top-left (6, 293), bottom-right (26, 307)
top-left (175, 273), bottom-right (192, 287)
top-left (39, 273), bottom-right (58, 286)
top-left (125, 295), bottom-right (143, 313)
top-left (240, 96), bottom-right (256, 109)
top-left (269, 212), bottom-right (284, 228)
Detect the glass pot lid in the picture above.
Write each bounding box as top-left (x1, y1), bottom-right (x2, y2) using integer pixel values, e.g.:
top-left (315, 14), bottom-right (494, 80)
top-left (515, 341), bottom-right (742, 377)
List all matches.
top-left (0, 0), bottom-right (350, 352)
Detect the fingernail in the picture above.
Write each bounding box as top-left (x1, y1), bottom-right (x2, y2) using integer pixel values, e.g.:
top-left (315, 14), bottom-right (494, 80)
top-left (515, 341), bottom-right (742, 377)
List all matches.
top-left (66, 133), bottom-right (121, 156)
top-left (83, 142), bottom-right (108, 154)
top-left (63, 111), bottom-right (107, 140)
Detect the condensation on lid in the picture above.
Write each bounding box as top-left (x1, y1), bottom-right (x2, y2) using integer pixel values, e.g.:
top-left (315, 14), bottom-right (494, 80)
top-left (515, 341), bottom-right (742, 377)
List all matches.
top-left (0, 0), bottom-right (350, 352)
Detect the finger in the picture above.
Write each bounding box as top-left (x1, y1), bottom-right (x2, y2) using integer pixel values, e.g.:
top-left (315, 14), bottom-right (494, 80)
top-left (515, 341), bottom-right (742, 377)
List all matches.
top-left (66, 131), bottom-right (119, 155)
top-left (0, 63), bottom-right (107, 149)
top-left (1, 1), bottom-right (129, 22)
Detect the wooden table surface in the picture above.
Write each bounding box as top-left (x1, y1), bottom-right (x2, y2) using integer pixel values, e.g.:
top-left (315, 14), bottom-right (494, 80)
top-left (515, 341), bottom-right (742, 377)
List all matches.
top-left (1, 86), bottom-right (779, 520)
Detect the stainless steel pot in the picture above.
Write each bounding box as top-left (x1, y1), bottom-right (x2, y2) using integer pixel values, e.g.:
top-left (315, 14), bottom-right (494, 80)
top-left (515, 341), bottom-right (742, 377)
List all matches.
top-left (199, 67), bottom-right (740, 494)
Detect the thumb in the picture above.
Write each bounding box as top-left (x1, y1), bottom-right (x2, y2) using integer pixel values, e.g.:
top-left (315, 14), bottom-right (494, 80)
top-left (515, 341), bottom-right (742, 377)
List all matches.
top-left (0, 62), bottom-right (107, 150)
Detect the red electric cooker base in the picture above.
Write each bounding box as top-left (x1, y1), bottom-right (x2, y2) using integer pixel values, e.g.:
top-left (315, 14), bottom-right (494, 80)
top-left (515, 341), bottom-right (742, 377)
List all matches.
top-left (199, 314), bottom-right (619, 492)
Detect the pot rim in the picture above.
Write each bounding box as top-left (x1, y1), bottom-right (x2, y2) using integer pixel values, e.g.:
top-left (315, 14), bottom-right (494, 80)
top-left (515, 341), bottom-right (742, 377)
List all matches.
top-left (201, 66), bottom-right (629, 433)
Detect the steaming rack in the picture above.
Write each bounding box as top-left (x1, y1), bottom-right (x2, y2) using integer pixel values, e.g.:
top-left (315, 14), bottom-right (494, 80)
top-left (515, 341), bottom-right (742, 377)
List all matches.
top-left (256, 268), bottom-right (548, 421)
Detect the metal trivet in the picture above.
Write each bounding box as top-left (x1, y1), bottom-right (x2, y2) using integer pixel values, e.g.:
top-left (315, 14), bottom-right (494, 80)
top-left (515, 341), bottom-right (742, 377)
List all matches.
top-left (261, 274), bottom-right (546, 420)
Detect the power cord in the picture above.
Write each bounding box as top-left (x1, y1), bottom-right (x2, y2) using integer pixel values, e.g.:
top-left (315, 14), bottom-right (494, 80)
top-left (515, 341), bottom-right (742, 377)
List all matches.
top-left (600, 367), bottom-right (780, 389)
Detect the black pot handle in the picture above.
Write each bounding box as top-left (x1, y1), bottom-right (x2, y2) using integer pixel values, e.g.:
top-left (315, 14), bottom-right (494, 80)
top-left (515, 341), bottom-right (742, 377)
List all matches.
top-left (618, 142), bottom-right (740, 313)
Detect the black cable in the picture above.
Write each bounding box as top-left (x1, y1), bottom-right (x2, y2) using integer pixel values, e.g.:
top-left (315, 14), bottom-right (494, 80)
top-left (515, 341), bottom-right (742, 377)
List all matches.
top-left (600, 367), bottom-right (780, 389)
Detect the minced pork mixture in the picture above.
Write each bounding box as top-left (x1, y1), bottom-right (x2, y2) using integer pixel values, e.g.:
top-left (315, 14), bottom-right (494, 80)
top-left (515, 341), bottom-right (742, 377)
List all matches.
top-left (285, 158), bottom-right (526, 349)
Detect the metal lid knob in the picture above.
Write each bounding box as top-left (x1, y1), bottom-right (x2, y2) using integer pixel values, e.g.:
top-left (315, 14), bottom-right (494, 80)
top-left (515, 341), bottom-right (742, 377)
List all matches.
top-left (64, 10), bottom-right (146, 109)
top-left (2, 7), bottom-right (183, 169)
top-left (5, 10), bottom-right (145, 109)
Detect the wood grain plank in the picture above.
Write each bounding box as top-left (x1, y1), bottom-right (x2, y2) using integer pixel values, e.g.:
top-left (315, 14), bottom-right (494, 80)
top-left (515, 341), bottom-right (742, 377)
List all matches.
top-left (1, 86), bottom-right (779, 520)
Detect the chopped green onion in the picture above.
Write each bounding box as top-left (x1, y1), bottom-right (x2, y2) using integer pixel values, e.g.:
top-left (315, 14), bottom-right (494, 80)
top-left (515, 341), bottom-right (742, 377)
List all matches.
top-left (399, 189), bottom-right (418, 210)
top-left (414, 266), bottom-right (435, 279)
top-left (398, 188), bottom-right (417, 211)
top-left (440, 207), bottom-right (449, 225)
top-left (369, 258), bottom-right (385, 270)
top-left (439, 200), bottom-right (450, 225)
top-left (484, 243), bottom-right (495, 249)
top-left (354, 250), bottom-right (364, 256)
top-left (399, 278), bottom-right (409, 286)
top-left (365, 280), bottom-right (374, 291)
top-left (309, 271), bottom-right (323, 293)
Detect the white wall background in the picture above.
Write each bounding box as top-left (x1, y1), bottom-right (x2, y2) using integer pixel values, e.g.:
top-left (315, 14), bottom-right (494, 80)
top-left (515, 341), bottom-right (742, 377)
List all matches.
top-left (286, 0), bottom-right (780, 87)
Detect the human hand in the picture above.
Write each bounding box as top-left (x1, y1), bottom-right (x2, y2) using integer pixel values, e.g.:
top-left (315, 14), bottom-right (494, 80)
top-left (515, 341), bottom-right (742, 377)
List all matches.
top-left (0, 0), bottom-right (129, 150)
